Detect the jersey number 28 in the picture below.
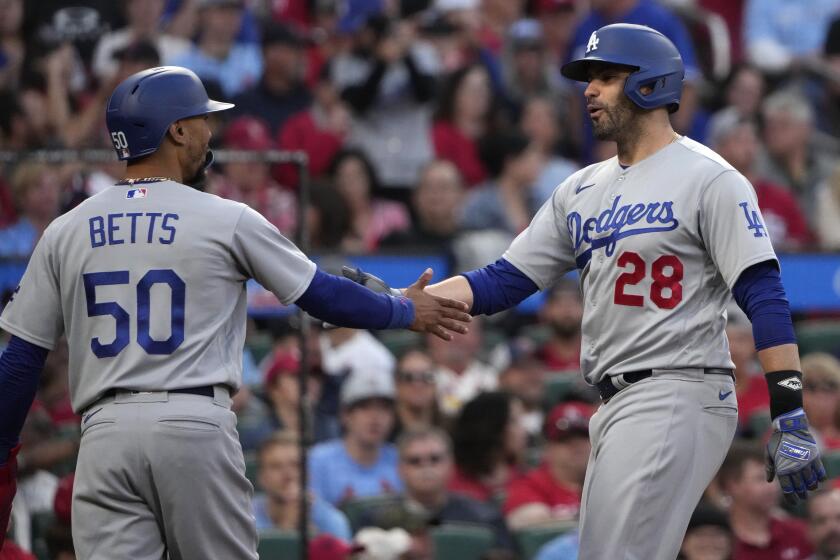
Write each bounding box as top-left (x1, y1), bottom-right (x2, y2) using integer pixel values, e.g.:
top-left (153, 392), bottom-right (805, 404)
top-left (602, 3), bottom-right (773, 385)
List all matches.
top-left (83, 269), bottom-right (185, 358)
top-left (614, 251), bottom-right (683, 309)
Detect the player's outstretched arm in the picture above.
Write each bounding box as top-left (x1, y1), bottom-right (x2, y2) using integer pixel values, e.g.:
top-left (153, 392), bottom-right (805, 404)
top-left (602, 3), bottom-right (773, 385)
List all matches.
top-left (0, 336), bottom-right (49, 548)
top-left (294, 268), bottom-right (470, 340)
top-left (733, 261), bottom-right (827, 503)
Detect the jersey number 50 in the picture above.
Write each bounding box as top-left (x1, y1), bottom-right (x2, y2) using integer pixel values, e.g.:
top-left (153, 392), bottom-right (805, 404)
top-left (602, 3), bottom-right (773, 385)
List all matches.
top-left (83, 269), bottom-right (185, 358)
top-left (614, 251), bottom-right (683, 309)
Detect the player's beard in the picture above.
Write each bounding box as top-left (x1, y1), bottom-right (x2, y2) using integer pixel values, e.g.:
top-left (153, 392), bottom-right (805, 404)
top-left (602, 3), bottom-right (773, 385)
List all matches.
top-left (184, 149), bottom-right (211, 191)
top-left (591, 93), bottom-right (643, 142)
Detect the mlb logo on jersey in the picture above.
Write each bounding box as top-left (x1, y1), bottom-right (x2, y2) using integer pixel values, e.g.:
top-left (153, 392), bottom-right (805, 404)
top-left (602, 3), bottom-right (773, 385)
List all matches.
top-left (126, 188), bottom-right (148, 199)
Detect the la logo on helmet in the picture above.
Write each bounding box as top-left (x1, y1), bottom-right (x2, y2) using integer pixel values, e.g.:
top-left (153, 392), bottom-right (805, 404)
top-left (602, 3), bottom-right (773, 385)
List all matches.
top-left (586, 32), bottom-right (599, 53)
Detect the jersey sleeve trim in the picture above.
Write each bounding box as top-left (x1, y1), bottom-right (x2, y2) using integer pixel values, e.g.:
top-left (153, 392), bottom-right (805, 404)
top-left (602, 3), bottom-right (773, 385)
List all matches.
top-left (281, 260), bottom-right (318, 306)
top-left (500, 252), bottom-right (550, 291)
top-left (722, 252), bottom-right (779, 291)
top-left (0, 318), bottom-right (57, 351)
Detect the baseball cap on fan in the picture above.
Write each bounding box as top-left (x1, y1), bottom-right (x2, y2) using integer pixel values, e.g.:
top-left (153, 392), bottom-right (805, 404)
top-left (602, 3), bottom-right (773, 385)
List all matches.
top-left (341, 369), bottom-right (396, 408)
top-left (543, 401), bottom-right (593, 441)
top-left (223, 116), bottom-right (275, 150)
top-left (535, 0), bottom-right (574, 14)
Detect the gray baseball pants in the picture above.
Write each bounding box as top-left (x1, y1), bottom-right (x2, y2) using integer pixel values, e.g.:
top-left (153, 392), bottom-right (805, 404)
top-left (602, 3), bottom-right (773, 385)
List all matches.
top-left (578, 369), bottom-right (739, 560)
top-left (71, 386), bottom-right (258, 560)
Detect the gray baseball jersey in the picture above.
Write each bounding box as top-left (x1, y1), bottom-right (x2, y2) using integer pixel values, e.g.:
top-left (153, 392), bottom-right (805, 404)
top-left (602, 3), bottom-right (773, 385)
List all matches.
top-left (504, 136), bottom-right (777, 384)
top-left (0, 180), bottom-right (315, 412)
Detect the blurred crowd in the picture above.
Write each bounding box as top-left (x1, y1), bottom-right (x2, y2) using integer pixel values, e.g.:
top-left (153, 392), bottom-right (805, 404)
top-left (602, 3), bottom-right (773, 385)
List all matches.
top-left (2, 0), bottom-right (840, 559)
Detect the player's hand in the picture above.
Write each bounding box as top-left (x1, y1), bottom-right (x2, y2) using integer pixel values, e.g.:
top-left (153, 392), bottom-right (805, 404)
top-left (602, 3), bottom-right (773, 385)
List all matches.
top-left (404, 268), bottom-right (470, 341)
top-left (0, 445), bottom-right (21, 548)
top-left (765, 408), bottom-right (827, 504)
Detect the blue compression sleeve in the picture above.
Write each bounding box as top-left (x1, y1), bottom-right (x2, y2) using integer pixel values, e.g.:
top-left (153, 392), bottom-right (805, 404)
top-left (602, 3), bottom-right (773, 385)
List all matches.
top-left (732, 260), bottom-right (797, 351)
top-left (462, 258), bottom-right (539, 316)
top-left (0, 336), bottom-right (48, 462)
top-left (295, 269), bottom-right (414, 330)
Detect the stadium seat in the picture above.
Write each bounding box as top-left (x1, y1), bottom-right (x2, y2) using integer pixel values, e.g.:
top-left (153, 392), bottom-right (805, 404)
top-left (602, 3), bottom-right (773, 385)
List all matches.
top-left (257, 529), bottom-right (299, 559)
top-left (542, 375), bottom-right (579, 409)
top-left (30, 511), bottom-right (56, 560)
top-left (431, 524), bottom-right (495, 560)
top-left (822, 451), bottom-right (840, 479)
top-left (795, 320), bottom-right (840, 356)
top-left (244, 453), bottom-right (260, 491)
top-left (339, 495), bottom-right (403, 533)
top-left (515, 520), bottom-right (578, 560)
top-left (747, 412), bottom-right (772, 439)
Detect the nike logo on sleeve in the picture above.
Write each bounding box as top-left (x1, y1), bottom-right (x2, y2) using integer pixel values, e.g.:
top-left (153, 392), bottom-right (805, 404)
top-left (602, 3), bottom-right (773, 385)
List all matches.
top-left (575, 183), bottom-right (596, 194)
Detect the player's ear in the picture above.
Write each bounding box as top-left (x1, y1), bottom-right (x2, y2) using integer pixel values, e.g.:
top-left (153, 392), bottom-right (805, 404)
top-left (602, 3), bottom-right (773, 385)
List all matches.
top-left (167, 120), bottom-right (188, 146)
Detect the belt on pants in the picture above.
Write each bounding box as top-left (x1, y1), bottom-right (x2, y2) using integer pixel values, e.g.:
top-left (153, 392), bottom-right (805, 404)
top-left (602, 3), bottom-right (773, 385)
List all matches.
top-left (100, 385), bottom-right (216, 400)
top-left (596, 368), bottom-right (735, 403)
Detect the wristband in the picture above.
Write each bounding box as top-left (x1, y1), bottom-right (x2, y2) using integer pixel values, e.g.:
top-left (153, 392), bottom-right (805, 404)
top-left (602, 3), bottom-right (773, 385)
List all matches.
top-left (766, 370), bottom-right (803, 420)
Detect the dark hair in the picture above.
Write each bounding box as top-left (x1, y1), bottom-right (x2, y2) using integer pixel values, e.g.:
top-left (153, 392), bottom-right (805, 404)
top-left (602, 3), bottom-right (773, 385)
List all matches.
top-left (397, 427), bottom-right (453, 457)
top-left (717, 440), bottom-right (765, 489)
top-left (478, 129), bottom-right (531, 178)
top-left (308, 180), bottom-right (352, 249)
top-left (434, 64), bottom-right (491, 123)
top-left (452, 391), bottom-right (515, 478)
top-left (328, 147), bottom-right (383, 194)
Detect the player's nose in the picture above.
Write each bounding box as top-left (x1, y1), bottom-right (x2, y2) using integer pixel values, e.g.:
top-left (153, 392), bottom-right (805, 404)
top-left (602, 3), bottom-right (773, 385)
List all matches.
top-left (584, 81), bottom-right (600, 100)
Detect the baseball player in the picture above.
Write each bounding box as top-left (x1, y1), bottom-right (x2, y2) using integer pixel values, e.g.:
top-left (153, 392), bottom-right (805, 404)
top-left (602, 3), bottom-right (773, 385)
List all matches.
top-left (384, 24), bottom-right (823, 559)
top-left (0, 66), bottom-right (470, 558)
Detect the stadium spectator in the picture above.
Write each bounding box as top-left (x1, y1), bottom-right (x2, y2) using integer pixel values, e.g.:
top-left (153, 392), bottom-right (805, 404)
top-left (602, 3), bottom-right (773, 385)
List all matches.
top-left (0, 0), bottom-right (25, 91)
top-left (756, 90), bottom-right (836, 217)
top-left (427, 316), bottom-right (497, 417)
top-left (210, 116), bottom-right (297, 236)
top-left (802, 353), bottom-right (840, 450)
top-left (0, 163), bottom-right (61, 259)
top-left (679, 502), bottom-right (734, 560)
top-left (504, 401), bottom-right (592, 529)
top-left (306, 181), bottom-right (354, 251)
top-left (497, 338), bottom-right (546, 438)
top-left (500, 19), bottom-right (566, 119)
top-left (536, 279), bottom-right (583, 373)
top-left (567, 0), bottom-right (701, 134)
top-left (90, 0), bottom-right (189, 81)
top-left (276, 63), bottom-right (350, 187)
top-left (262, 345), bottom-right (337, 445)
top-left (813, 18), bottom-right (840, 139)
top-left (380, 160), bottom-right (466, 254)
top-left (706, 63), bottom-right (766, 138)
top-left (460, 130), bottom-right (542, 235)
top-left (331, 14), bottom-right (438, 189)
top-left (478, 0), bottom-right (526, 55)
top-left (815, 165), bottom-right (840, 250)
top-left (534, 0), bottom-right (577, 66)
top-left (390, 349), bottom-right (444, 442)
top-left (709, 108), bottom-right (812, 251)
top-left (519, 95), bottom-right (579, 204)
top-left (743, 0), bottom-right (840, 74)
top-left (167, 0), bottom-right (262, 98)
top-left (449, 391), bottom-right (527, 504)
top-left (43, 41), bottom-right (119, 149)
top-left (253, 431), bottom-right (352, 540)
top-left (431, 64), bottom-right (494, 187)
top-left (23, 1), bottom-right (123, 64)
top-left (718, 441), bottom-right (813, 560)
top-left (308, 369), bottom-right (402, 506)
top-left (327, 149), bottom-right (410, 253)
top-left (726, 308), bottom-right (770, 434)
top-left (807, 488), bottom-right (840, 560)
top-left (231, 22), bottom-right (311, 135)
top-left (356, 428), bottom-right (514, 550)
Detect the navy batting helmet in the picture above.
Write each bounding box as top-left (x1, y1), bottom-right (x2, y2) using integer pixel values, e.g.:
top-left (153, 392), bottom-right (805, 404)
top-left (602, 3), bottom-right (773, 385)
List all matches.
top-left (561, 24), bottom-right (684, 113)
top-left (105, 66), bottom-right (234, 161)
